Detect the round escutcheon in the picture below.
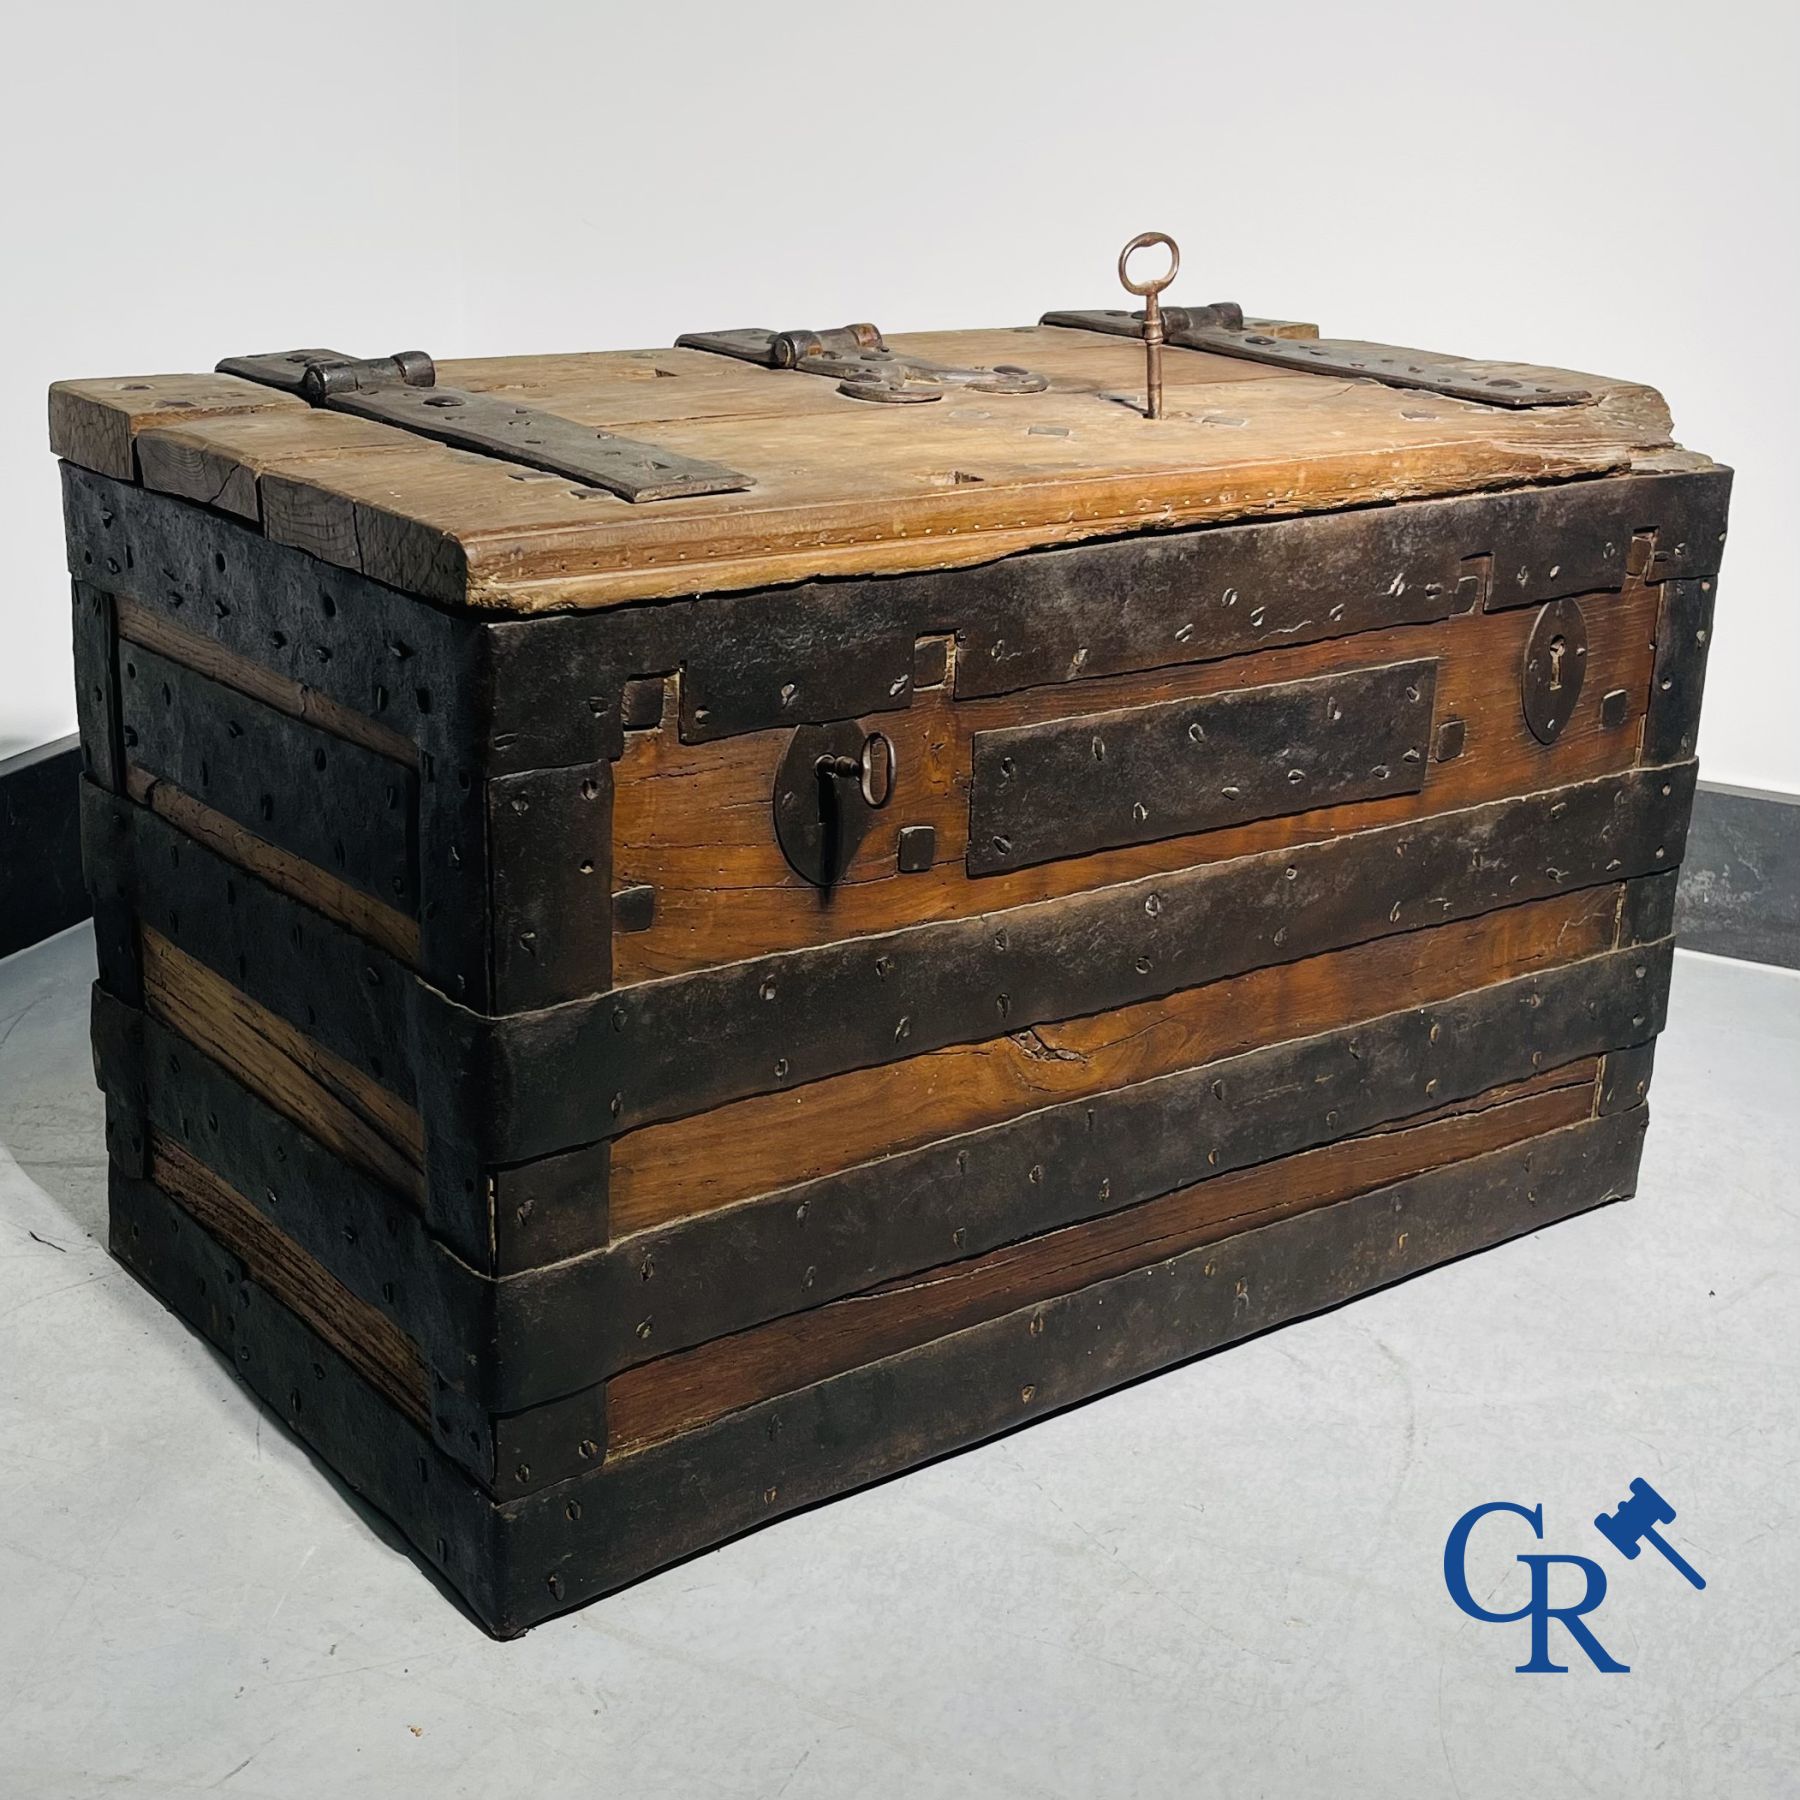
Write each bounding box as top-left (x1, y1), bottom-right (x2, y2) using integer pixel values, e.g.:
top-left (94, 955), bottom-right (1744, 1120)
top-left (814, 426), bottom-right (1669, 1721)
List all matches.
top-left (773, 721), bottom-right (897, 888)
top-left (1521, 598), bottom-right (1589, 745)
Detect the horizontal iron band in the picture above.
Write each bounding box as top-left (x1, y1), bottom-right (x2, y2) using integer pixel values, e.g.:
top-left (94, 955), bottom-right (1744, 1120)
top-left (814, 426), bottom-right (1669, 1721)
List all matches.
top-left (94, 925), bottom-right (1666, 1410)
top-left (63, 464), bottom-right (1729, 774)
top-left (1039, 308), bottom-right (1593, 407)
top-left (86, 760), bottom-right (1696, 1171)
top-left (484, 761), bottom-right (1697, 1155)
top-left (217, 348), bottom-right (754, 503)
top-left (111, 1109), bottom-right (1647, 1632)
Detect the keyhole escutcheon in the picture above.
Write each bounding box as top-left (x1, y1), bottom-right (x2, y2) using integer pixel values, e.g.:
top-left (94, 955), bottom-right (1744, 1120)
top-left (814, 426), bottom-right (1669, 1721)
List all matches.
top-left (1521, 599), bottom-right (1589, 745)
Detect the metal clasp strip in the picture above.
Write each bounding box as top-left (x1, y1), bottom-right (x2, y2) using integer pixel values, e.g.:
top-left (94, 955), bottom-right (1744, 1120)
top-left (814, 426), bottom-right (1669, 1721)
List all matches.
top-left (217, 348), bottom-right (755, 502)
top-left (675, 324), bottom-right (1048, 405)
top-left (1039, 306), bottom-right (1593, 409)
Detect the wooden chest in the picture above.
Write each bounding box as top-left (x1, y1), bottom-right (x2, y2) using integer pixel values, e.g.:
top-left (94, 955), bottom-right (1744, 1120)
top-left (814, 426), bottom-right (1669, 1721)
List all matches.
top-left (52, 287), bottom-right (1728, 1634)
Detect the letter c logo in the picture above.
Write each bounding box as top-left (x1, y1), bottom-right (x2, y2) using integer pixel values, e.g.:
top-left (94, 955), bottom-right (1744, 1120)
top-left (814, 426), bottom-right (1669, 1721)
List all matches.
top-left (1444, 1501), bottom-right (1543, 1624)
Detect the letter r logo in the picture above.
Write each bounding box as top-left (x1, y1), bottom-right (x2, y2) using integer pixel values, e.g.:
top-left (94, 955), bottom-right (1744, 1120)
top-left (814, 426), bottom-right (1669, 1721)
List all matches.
top-left (1443, 1501), bottom-right (1629, 1673)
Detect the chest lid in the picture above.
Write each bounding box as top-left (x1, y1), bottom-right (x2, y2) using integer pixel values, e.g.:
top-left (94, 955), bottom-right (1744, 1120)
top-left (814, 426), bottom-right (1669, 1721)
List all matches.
top-left (50, 237), bottom-right (1691, 614)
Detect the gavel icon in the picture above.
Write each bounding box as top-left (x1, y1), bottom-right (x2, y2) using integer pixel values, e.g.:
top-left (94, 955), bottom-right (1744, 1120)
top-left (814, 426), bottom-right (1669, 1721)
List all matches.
top-left (1594, 1477), bottom-right (1706, 1589)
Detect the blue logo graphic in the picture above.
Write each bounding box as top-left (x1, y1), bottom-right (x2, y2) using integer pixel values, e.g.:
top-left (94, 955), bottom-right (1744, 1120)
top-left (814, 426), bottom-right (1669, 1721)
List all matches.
top-left (1444, 1477), bottom-right (1704, 1672)
top-left (1594, 1477), bottom-right (1708, 1589)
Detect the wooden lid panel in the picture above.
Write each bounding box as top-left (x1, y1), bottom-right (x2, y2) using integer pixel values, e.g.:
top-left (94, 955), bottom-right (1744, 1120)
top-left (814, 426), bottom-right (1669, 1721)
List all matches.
top-left (48, 371), bottom-right (304, 483)
top-left (238, 373), bottom-right (1667, 607)
top-left (438, 345), bottom-right (851, 426)
top-left (61, 325), bottom-right (1681, 613)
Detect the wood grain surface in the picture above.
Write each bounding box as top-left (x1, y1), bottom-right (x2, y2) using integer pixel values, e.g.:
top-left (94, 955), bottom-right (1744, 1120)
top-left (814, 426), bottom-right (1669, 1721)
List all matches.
top-left (611, 577), bottom-right (1661, 978)
top-left (48, 372), bottom-right (303, 482)
top-left (140, 926), bottom-right (424, 1201)
top-left (125, 769), bottom-right (421, 968)
top-left (606, 1076), bottom-right (1597, 1455)
top-left (60, 327), bottom-right (1679, 610)
top-left (609, 884), bottom-right (1625, 1233)
top-left (150, 1132), bottom-right (429, 1426)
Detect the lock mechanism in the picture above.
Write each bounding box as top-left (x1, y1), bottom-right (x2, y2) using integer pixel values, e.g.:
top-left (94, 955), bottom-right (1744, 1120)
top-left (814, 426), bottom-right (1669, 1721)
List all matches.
top-left (676, 324), bottom-right (1047, 404)
top-left (773, 722), bottom-right (897, 887)
top-left (1521, 598), bottom-right (1589, 744)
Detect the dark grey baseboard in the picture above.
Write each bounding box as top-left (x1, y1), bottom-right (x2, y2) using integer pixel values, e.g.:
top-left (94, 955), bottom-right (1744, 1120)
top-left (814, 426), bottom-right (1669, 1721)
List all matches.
top-left (1674, 782), bottom-right (1800, 970)
top-left (0, 735), bottom-right (89, 961)
top-left (0, 737), bottom-right (1795, 971)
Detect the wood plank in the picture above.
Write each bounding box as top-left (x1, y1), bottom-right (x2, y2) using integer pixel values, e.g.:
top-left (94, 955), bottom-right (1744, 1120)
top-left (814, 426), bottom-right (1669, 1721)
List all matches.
top-left (124, 327), bottom-right (1328, 531)
top-left (149, 1134), bottom-right (429, 1426)
top-left (609, 884), bottom-right (1623, 1233)
top-left (611, 576), bottom-right (1662, 979)
top-left (115, 594), bottom-right (420, 765)
top-left (440, 345), bottom-right (855, 423)
top-left (135, 409), bottom-right (422, 521)
top-left (246, 354), bottom-right (1675, 609)
top-left (605, 1078), bottom-right (1597, 1456)
top-left (437, 322), bottom-right (1320, 418)
top-left (139, 925), bottom-right (424, 1199)
top-left (118, 643), bottom-right (419, 913)
top-left (109, 1109), bottom-right (1646, 1633)
top-left (48, 373), bottom-right (304, 482)
top-left (125, 768), bottom-right (421, 967)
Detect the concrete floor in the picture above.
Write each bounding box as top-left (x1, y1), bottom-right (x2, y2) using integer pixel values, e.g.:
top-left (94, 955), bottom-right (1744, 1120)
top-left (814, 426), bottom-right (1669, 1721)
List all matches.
top-left (0, 926), bottom-right (1795, 1800)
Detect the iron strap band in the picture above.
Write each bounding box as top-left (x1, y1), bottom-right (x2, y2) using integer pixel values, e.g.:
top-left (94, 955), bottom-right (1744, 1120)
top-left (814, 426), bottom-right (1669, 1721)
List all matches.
top-left (1038, 307), bottom-right (1594, 408)
top-left (217, 348), bottom-right (754, 502)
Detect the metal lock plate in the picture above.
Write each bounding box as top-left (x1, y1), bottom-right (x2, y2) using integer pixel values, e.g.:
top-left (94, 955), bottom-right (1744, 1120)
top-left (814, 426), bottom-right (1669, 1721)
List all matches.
top-left (676, 324), bottom-right (1047, 405)
top-left (1521, 598), bottom-right (1589, 744)
top-left (773, 722), bottom-right (896, 887)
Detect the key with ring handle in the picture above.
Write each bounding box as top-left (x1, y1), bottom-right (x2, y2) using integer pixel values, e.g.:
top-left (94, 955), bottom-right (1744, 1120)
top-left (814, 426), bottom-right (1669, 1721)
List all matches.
top-left (816, 735), bottom-right (895, 808)
top-left (773, 722), bottom-right (896, 887)
top-left (1118, 231), bottom-right (1181, 420)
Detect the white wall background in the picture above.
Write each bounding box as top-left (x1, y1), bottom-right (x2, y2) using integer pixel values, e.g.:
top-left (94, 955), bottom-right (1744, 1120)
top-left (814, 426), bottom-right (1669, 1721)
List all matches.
top-left (4, 0), bottom-right (1794, 791)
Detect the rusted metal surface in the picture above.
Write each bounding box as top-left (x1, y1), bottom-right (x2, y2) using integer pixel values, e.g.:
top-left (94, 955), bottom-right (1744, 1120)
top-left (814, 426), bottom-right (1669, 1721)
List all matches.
top-left (1041, 306), bottom-right (1595, 408)
top-left (675, 324), bottom-right (1047, 404)
top-left (772, 722), bottom-right (896, 888)
top-left (1643, 578), bottom-right (1718, 764)
top-left (218, 347), bottom-right (754, 501)
top-left (118, 643), bottom-right (419, 911)
top-left (897, 824), bottom-right (936, 873)
top-left (1520, 599), bottom-right (1589, 746)
top-left (110, 1108), bottom-right (1648, 1634)
top-left (967, 658), bottom-right (1437, 874)
top-left (1116, 232), bottom-right (1180, 420)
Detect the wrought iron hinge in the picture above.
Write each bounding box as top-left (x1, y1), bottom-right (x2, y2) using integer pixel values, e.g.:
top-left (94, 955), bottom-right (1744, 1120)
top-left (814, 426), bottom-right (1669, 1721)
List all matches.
top-left (676, 324), bottom-right (1048, 405)
top-left (1039, 304), bottom-right (1593, 409)
top-left (216, 348), bottom-right (754, 502)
